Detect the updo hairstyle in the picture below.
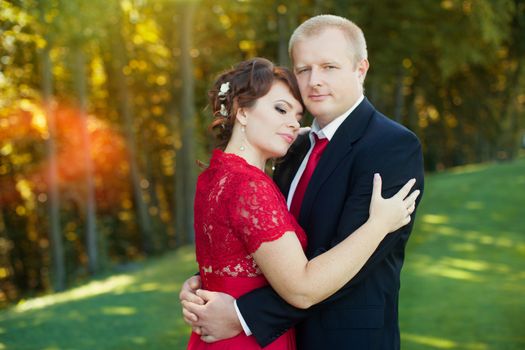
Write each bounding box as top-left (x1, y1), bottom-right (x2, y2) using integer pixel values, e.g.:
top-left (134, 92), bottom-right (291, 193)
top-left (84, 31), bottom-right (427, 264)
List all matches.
top-left (208, 57), bottom-right (303, 149)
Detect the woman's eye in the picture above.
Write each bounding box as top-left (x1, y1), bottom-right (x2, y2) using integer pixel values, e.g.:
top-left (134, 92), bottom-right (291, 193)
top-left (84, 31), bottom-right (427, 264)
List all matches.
top-left (275, 106), bottom-right (287, 114)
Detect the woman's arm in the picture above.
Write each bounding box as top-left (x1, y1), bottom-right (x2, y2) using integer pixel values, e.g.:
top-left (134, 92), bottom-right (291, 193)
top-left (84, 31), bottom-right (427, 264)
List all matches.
top-left (252, 174), bottom-right (419, 309)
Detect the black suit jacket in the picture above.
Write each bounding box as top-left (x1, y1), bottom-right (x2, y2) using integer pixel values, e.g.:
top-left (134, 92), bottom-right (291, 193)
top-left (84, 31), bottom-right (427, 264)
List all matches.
top-left (236, 98), bottom-right (425, 350)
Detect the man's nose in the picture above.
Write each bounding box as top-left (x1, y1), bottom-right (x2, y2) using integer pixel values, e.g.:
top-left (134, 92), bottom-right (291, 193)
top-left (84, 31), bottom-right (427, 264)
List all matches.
top-left (308, 68), bottom-right (322, 87)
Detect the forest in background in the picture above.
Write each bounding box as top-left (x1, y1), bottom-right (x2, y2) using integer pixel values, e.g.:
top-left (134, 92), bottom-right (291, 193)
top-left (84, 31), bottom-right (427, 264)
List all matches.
top-left (0, 0), bottom-right (524, 307)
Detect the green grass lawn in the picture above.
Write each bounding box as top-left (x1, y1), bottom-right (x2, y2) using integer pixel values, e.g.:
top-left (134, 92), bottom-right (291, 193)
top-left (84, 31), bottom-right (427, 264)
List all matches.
top-left (0, 246), bottom-right (198, 350)
top-left (1, 158), bottom-right (524, 350)
top-left (400, 159), bottom-right (525, 350)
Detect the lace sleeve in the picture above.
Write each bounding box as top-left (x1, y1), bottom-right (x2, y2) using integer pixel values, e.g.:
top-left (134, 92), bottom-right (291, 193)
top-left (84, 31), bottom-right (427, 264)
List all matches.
top-left (228, 177), bottom-right (297, 254)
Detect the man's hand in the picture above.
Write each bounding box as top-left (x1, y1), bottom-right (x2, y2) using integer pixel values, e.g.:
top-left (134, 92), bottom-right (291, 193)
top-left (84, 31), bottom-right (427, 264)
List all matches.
top-left (299, 126), bottom-right (311, 135)
top-left (179, 275), bottom-right (204, 333)
top-left (182, 289), bottom-right (243, 343)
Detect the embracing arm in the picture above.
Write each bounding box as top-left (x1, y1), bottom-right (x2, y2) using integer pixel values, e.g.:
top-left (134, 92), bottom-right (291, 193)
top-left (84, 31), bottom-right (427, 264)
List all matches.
top-left (237, 130), bottom-right (425, 347)
top-left (252, 174), bottom-right (417, 309)
top-left (183, 173), bottom-right (416, 344)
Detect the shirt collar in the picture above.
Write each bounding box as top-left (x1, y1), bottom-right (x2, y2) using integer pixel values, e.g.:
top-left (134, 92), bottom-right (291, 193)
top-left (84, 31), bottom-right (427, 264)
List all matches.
top-left (310, 94), bottom-right (364, 141)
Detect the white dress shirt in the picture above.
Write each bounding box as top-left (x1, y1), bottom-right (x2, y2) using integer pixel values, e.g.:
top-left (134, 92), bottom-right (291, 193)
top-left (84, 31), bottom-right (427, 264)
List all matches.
top-left (235, 94), bottom-right (365, 336)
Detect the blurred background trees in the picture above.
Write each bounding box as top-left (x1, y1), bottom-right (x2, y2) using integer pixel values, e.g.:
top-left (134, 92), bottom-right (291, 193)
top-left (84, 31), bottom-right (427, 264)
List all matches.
top-left (0, 0), bottom-right (524, 307)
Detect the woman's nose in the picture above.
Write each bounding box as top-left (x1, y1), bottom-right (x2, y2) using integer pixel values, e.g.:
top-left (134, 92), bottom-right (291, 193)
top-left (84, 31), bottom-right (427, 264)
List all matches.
top-left (288, 117), bottom-right (300, 130)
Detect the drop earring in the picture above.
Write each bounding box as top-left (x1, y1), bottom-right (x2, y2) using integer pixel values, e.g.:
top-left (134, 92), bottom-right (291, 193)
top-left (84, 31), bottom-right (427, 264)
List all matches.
top-left (240, 125), bottom-right (246, 151)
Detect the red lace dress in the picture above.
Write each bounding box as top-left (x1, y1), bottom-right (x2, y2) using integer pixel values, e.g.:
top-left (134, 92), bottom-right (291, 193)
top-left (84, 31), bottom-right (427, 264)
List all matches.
top-left (187, 150), bottom-right (307, 350)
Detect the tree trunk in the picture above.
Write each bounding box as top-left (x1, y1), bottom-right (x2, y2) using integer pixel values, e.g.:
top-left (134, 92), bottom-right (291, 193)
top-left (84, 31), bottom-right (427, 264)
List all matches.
top-left (38, 2), bottom-right (65, 292)
top-left (108, 25), bottom-right (154, 254)
top-left (277, 5), bottom-right (289, 67)
top-left (174, 149), bottom-right (187, 245)
top-left (500, 56), bottom-right (523, 159)
top-left (177, 2), bottom-right (197, 244)
top-left (393, 66), bottom-right (405, 123)
top-left (142, 131), bottom-right (166, 251)
top-left (72, 45), bottom-right (99, 274)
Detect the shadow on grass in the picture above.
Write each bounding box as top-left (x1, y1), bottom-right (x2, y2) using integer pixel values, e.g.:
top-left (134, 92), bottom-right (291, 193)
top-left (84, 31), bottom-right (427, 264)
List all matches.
top-left (0, 246), bottom-right (197, 350)
top-left (400, 159), bottom-right (525, 349)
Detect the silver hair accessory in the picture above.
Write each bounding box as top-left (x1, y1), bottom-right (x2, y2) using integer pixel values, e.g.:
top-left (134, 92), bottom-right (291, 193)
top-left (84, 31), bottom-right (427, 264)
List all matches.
top-left (219, 104), bottom-right (228, 117)
top-left (218, 82), bottom-right (230, 117)
top-left (218, 82), bottom-right (230, 99)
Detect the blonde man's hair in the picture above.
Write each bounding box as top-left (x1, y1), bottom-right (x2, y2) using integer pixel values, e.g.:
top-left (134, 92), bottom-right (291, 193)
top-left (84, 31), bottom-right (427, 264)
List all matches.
top-left (289, 14), bottom-right (368, 66)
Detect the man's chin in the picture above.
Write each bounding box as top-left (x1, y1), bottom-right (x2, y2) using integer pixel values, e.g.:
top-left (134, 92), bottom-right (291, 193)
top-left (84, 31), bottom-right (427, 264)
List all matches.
top-left (305, 105), bottom-right (329, 119)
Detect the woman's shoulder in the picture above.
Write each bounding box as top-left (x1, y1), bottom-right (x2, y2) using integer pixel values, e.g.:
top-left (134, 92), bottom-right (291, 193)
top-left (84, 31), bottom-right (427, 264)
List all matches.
top-left (203, 150), bottom-right (276, 196)
top-left (214, 149), bottom-right (272, 179)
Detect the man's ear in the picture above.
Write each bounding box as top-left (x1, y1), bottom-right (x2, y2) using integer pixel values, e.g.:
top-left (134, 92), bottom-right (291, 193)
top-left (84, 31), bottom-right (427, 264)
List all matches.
top-left (358, 58), bottom-right (370, 82)
top-left (235, 107), bottom-right (248, 126)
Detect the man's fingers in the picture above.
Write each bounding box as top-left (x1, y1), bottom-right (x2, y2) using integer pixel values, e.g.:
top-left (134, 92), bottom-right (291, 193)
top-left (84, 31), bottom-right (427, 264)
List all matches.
top-left (395, 178), bottom-right (416, 200)
top-left (182, 304), bottom-right (198, 323)
top-left (182, 310), bottom-right (197, 324)
top-left (192, 326), bottom-right (202, 335)
top-left (182, 293), bottom-right (205, 305)
top-left (182, 290), bottom-right (241, 341)
top-left (196, 289), bottom-right (217, 302)
top-left (183, 315), bottom-right (197, 326)
top-left (199, 326), bottom-right (215, 343)
top-left (182, 300), bottom-right (206, 320)
top-left (179, 276), bottom-right (204, 305)
top-left (201, 334), bottom-right (218, 343)
top-left (188, 275), bottom-right (202, 290)
top-left (180, 289), bottom-right (205, 305)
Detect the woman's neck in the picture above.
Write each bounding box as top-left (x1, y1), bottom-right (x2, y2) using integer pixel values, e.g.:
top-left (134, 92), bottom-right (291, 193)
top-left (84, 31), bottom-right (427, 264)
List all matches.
top-left (224, 143), bottom-right (267, 171)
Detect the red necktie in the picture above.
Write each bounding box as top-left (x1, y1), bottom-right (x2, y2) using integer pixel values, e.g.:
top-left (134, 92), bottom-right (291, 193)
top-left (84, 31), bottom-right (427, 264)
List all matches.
top-left (290, 134), bottom-right (329, 219)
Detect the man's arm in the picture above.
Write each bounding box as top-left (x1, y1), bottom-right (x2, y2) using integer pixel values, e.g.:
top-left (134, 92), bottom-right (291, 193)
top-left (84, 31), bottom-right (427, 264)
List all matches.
top-left (237, 130), bottom-right (424, 347)
top-left (180, 173), bottom-right (418, 342)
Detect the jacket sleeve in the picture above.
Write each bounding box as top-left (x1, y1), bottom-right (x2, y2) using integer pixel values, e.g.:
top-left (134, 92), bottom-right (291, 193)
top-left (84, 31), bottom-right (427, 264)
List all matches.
top-left (237, 127), bottom-right (424, 347)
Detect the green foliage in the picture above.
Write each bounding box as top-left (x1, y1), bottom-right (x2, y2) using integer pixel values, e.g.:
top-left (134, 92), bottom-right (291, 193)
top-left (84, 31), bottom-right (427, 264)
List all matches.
top-left (1, 0), bottom-right (524, 306)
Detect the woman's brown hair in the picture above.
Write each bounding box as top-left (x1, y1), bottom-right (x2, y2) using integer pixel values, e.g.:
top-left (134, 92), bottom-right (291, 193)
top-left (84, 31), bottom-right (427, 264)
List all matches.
top-left (208, 57), bottom-right (303, 149)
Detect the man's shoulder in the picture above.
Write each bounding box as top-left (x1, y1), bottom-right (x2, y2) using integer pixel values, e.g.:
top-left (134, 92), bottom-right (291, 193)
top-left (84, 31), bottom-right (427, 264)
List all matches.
top-left (368, 110), bottom-right (420, 144)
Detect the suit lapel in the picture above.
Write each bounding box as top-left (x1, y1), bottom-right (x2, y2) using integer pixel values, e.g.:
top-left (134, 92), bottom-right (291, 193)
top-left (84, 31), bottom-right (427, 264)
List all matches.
top-left (299, 98), bottom-right (376, 224)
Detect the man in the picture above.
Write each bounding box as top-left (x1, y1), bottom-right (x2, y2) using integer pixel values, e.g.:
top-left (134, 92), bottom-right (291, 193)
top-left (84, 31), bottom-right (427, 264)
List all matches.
top-left (180, 14), bottom-right (424, 349)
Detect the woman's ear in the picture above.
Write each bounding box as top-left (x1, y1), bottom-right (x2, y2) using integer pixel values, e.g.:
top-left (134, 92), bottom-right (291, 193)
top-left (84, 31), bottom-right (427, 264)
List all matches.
top-left (235, 107), bottom-right (248, 126)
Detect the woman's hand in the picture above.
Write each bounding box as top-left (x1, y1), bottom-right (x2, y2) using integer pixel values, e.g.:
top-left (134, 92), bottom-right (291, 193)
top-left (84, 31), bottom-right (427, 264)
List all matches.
top-left (368, 174), bottom-right (420, 234)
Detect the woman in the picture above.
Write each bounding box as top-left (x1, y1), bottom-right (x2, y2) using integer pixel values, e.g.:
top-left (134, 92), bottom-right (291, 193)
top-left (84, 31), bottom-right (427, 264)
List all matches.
top-left (187, 58), bottom-right (419, 350)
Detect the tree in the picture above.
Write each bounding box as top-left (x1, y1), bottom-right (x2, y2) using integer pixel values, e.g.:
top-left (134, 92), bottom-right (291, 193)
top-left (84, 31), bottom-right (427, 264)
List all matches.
top-left (175, 1), bottom-right (199, 244)
top-left (37, 0), bottom-right (66, 292)
top-left (104, 9), bottom-right (155, 255)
